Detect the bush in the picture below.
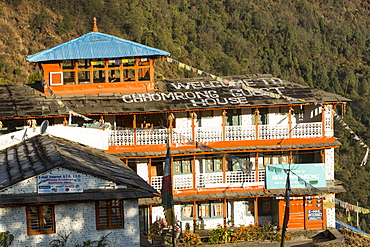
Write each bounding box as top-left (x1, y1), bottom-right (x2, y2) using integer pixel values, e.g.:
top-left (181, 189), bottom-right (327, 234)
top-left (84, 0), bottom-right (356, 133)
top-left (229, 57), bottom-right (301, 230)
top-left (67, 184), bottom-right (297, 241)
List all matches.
top-left (209, 226), bottom-right (236, 244)
top-left (0, 231), bottom-right (14, 247)
top-left (182, 233), bottom-right (201, 245)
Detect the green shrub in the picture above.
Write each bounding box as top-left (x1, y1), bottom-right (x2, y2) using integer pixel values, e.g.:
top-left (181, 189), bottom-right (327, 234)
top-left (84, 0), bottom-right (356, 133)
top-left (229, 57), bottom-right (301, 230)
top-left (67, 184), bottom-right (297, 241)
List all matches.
top-left (0, 231), bottom-right (14, 247)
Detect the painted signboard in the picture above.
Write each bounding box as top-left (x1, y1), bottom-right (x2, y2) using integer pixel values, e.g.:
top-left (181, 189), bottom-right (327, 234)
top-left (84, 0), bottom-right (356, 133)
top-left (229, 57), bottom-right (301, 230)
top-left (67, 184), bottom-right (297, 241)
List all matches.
top-left (38, 174), bottom-right (83, 193)
top-left (308, 210), bottom-right (323, 220)
top-left (265, 163), bottom-right (326, 190)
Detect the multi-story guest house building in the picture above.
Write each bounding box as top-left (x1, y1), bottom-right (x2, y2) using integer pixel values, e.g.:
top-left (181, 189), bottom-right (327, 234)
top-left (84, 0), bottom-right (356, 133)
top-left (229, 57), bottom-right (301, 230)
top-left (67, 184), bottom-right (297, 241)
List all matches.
top-left (0, 23), bottom-right (349, 234)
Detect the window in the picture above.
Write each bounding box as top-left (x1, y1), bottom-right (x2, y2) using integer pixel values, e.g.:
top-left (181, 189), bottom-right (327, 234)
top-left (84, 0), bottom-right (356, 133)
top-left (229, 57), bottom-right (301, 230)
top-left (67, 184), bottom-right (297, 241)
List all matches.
top-left (181, 202), bottom-right (224, 220)
top-left (198, 204), bottom-right (210, 218)
top-left (96, 200), bottom-right (124, 230)
top-left (204, 157), bottom-right (222, 173)
top-left (226, 109), bottom-right (242, 126)
top-left (174, 159), bottom-right (192, 174)
top-left (57, 58), bottom-right (153, 86)
top-left (182, 205), bottom-right (194, 220)
top-left (263, 152), bottom-right (290, 166)
top-left (26, 205), bottom-right (55, 235)
top-left (198, 202), bottom-right (223, 219)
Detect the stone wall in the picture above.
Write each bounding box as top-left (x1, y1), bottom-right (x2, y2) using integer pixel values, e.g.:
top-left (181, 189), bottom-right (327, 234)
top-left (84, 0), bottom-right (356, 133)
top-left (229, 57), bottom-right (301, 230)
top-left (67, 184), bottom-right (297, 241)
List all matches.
top-left (0, 199), bottom-right (140, 247)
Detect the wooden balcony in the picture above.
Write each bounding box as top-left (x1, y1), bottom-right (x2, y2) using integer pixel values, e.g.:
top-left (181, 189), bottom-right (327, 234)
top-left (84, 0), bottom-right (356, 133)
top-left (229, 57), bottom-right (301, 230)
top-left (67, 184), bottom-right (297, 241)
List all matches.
top-left (150, 170), bottom-right (266, 191)
top-left (108, 122), bottom-right (324, 146)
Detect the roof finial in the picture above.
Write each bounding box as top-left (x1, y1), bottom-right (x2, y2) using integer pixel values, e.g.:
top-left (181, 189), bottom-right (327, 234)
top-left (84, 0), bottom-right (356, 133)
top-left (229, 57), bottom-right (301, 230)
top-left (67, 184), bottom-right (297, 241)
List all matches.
top-left (93, 17), bottom-right (99, 32)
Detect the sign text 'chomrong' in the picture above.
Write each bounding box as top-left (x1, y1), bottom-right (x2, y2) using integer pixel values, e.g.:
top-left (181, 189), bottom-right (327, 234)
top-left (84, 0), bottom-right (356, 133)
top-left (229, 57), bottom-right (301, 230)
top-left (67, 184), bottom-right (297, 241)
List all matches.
top-left (122, 79), bottom-right (286, 107)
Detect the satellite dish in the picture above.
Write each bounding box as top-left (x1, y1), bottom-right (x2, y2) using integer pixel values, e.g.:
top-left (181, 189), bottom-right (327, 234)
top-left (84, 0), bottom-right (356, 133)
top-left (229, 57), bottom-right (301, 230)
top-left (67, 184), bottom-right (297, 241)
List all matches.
top-left (40, 120), bottom-right (49, 134)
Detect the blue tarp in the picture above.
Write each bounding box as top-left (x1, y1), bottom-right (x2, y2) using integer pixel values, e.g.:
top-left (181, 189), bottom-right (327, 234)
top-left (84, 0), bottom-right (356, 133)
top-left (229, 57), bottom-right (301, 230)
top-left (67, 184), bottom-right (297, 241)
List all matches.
top-left (336, 220), bottom-right (370, 236)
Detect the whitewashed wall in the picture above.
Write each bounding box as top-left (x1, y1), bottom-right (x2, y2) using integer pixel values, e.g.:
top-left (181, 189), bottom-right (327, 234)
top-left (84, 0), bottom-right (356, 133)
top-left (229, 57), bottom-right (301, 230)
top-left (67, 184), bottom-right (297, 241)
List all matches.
top-left (137, 162), bottom-right (149, 183)
top-left (47, 125), bottom-right (109, 150)
top-left (233, 200), bottom-right (254, 227)
top-left (268, 107), bottom-right (289, 125)
top-left (0, 200), bottom-right (140, 247)
top-left (325, 148), bottom-right (335, 181)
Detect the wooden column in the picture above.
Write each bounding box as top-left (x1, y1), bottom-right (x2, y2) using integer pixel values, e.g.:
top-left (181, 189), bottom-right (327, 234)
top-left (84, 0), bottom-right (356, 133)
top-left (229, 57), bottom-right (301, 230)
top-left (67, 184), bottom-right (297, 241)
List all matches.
top-left (168, 113), bottom-right (175, 145)
top-left (254, 108), bottom-right (259, 140)
top-left (133, 114), bottom-right (137, 145)
top-left (74, 60), bottom-right (78, 85)
top-left (190, 112), bottom-right (197, 143)
top-left (89, 62), bottom-right (94, 84)
top-left (134, 59), bottom-right (139, 82)
top-left (149, 59), bottom-right (155, 84)
top-left (119, 61), bottom-right (124, 83)
top-left (321, 150), bottom-right (325, 163)
top-left (148, 158), bottom-right (152, 186)
top-left (254, 197), bottom-right (259, 225)
top-left (288, 105), bottom-right (293, 139)
top-left (192, 155), bottom-right (196, 189)
top-left (193, 201), bottom-right (197, 233)
top-left (222, 110), bottom-right (226, 141)
top-left (149, 204), bottom-right (153, 226)
top-left (222, 154), bottom-right (227, 183)
top-left (255, 153), bottom-right (259, 182)
top-left (321, 105), bottom-right (326, 137)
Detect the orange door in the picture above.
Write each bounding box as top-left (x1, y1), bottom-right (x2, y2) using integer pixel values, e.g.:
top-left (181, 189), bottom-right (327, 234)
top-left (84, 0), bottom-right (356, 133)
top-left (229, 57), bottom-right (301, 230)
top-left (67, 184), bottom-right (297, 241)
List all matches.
top-left (305, 198), bottom-right (325, 230)
top-left (279, 199), bottom-right (304, 230)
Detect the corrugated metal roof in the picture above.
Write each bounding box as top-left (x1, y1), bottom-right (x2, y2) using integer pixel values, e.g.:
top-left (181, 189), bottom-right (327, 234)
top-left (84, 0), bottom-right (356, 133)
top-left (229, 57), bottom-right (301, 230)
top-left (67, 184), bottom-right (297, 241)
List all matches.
top-left (26, 32), bottom-right (170, 62)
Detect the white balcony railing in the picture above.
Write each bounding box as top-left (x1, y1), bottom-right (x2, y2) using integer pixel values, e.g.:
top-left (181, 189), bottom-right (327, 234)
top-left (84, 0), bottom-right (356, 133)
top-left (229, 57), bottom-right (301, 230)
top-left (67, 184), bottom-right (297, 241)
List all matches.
top-left (108, 122), bottom-right (323, 146)
top-left (109, 129), bottom-right (134, 146)
top-left (174, 174), bottom-right (193, 190)
top-left (136, 129), bottom-right (169, 145)
top-left (292, 123), bottom-right (322, 138)
top-left (195, 126), bottom-right (223, 143)
top-left (258, 124), bottom-right (289, 140)
top-left (150, 170), bottom-right (266, 191)
top-left (151, 176), bottom-right (163, 191)
top-left (225, 126), bottom-right (255, 141)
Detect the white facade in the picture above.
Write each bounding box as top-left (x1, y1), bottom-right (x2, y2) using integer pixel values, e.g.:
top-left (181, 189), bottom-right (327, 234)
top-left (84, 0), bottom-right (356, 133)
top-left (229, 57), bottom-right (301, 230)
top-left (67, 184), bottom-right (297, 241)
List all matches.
top-left (0, 167), bottom-right (141, 247)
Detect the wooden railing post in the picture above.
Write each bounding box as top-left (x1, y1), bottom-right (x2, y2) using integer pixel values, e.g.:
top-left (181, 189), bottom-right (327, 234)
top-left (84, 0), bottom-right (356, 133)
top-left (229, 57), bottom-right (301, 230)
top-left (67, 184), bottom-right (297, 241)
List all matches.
top-left (222, 110), bottom-right (226, 141)
top-left (254, 108), bottom-right (259, 140)
top-left (190, 112), bottom-right (197, 143)
top-left (254, 197), bottom-right (259, 225)
top-left (133, 114), bottom-right (137, 145)
top-left (321, 105), bottom-right (326, 137)
top-left (255, 152), bottom-right (259, 183)
top-left (148, 158), bottom-right (152, 186)
top-left (288, 105), bottom-right (293, 139)
top-left (222, 154), bottom-right (227, 183)
top-left (168, 113), bottom-right (175, 145)
top-left (192, 155), bottom-right (196, 189)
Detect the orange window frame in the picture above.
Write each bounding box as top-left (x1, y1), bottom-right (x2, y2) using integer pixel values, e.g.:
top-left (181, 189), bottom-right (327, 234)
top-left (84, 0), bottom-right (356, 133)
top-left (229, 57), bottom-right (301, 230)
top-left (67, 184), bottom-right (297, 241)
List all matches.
top-left (96, 200), bottom-right (124, 230)
top-left (26, 205), bottom-right (55, 235)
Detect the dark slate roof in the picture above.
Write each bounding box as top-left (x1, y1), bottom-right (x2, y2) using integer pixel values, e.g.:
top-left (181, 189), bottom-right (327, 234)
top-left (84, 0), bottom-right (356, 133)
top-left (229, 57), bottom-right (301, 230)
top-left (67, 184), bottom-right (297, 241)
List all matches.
top-left (0, 74), bottom-right (351, 120)
top-left (139, 185), bottom-right (346, 205)
top-left (0, 134), bottom-right (158, 195)
top-left (0, 189), bottom-right (154, 206)
top-left (26, 32), bottom-right (170, 62)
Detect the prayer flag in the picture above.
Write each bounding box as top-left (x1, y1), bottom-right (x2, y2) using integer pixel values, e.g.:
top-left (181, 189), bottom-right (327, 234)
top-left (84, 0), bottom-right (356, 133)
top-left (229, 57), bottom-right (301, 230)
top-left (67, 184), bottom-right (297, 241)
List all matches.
top-left (161, 147), bottom-right (175, 226)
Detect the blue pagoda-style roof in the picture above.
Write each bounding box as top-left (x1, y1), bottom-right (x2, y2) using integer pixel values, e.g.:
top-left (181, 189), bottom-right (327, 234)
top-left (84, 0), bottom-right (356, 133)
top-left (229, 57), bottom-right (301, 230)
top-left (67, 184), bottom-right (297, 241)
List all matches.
top-left (26, 32), bottom-right (170, 62)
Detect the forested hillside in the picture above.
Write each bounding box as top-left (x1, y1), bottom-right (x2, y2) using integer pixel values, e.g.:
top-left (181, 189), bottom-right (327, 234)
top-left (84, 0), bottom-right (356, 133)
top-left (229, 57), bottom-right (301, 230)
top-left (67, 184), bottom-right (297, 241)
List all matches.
top-left (1, 0), bottom-right (370, 230)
